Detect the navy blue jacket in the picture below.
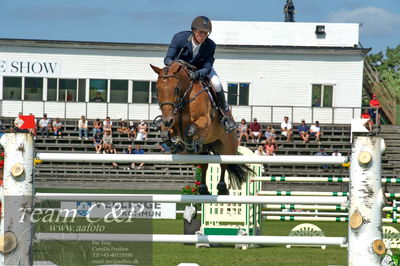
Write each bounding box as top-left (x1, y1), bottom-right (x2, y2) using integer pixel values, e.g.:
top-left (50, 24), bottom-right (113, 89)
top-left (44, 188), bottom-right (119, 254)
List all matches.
top-left (164, 31), bottom-right (216, 79)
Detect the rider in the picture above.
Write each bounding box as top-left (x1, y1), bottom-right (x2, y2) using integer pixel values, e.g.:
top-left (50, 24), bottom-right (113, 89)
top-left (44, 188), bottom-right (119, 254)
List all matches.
top-left (164, 16), bottom-right (237, 133)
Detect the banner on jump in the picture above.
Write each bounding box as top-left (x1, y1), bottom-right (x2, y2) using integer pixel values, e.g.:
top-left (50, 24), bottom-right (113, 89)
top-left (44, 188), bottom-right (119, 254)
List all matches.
top-left (60, 201), bottom-right (177, 219)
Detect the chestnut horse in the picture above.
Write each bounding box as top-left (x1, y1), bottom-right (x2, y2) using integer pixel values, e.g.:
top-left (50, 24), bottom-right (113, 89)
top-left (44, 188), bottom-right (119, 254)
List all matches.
top-left (150, 61), bottom-right (254, 195)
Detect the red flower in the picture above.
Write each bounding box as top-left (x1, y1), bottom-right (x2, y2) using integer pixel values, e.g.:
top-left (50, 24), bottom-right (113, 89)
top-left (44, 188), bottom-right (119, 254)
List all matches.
top-left (0, 152), bottom-right (4, 157)
top-left (185, 185), bottom-right (189, 189)
top-left (191, 187), bottom-right (197, 192)
top-left (195, 181), bottom-right (201, 186)
top-left (0, 161), bottom-right (4, 168)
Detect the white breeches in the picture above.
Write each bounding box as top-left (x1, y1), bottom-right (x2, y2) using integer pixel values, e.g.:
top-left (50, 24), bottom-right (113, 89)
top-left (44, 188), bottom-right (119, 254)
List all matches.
top-left (208, 68), bottom-right (223, 93)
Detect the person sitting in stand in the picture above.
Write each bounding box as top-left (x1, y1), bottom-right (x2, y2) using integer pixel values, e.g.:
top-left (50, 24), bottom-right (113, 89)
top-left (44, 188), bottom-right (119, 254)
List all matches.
top-left (132, 143), bottom-right (145, 170)
top-left (106, 144), bottom-right (118, 169)
top-left (117, 118), bottom-right (130, 138)
top-left (78, 115), bottom-right (88, 140)
top-left (280, 116), bottom-right (292, 142)
top-left (264, 126), bottom-right (276, 140)
top-left (124, 144), bottom-right (136, 170)
top-left (52, 117), bottom-right (63, 138)
top-left (129, 120), bottom-right (137, 140)
top-left (249, 118), bottom-right (262, 143)
top-left (314, 147), bottom-right (329, 170)
top-left (103, 116), bottom-right (113, 133)
top-left (164, 16), bottom-right (237, 133)
top-left (93, 132), bottom-right (103, 153)
top-left (254, 145), bottom-right (265, 156)
top-left (159, 142), bottom-right (171, 154)
top-left (310, 121), bottom-right (322, 144)
top-left (38, 113), bottom-right (51, 138)
top-left (92, 118), bottom-right (103, 138)
top-left (361, 108), bottom-right (373, 132)
top-left (136, 120), bottom-right (148, 141)
top-left (264, 139), bottom-right (276, 156)
top-left (369, 94), bottom-right (381, 127)
top-left (238, 119), bottom-right (249, 145)
top-left (102, 130), bottom-right (113, 152)
top-left (298, 119), bottom-right (310, 143)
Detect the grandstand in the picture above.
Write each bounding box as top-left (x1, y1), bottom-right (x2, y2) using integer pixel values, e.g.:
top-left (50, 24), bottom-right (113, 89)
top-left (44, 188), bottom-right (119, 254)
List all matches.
top-left (1, 117), bottom-right (399, 193)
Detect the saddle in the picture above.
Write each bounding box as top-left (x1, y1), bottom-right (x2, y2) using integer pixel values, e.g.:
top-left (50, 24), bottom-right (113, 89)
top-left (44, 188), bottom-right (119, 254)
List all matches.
top-left (200, 79), bottom-right (225, 119)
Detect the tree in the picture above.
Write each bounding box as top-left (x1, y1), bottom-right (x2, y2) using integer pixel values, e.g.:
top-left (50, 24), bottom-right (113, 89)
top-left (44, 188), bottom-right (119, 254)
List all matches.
top-left (367, 44), bottom-right (400, 97)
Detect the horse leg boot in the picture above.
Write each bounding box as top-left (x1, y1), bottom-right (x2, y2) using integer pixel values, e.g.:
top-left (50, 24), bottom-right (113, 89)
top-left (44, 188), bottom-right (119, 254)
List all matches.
top-left (217, 165), bottom-right (229, 195)
top-left (216, 90), bottom-right (237, 133)
top-left (198, 164), bottom-right (211, 195)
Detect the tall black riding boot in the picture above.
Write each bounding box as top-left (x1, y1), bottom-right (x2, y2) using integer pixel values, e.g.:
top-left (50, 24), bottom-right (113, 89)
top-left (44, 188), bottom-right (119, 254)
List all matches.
top-left (216, 90), bottom-right (237, 133)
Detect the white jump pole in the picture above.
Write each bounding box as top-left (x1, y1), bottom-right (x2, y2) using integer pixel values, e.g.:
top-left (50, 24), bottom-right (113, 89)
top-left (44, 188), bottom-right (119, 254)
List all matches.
top-left (348, 136), bottom-right (386, 265)
top-left (34, 233), bottom-right (347, 246)
top-left (34, 193), bottom-right (347, 205)
top-left (0, 133), bottom-right (34, 266)
top-left (36, 153), bottom-right (347, 165)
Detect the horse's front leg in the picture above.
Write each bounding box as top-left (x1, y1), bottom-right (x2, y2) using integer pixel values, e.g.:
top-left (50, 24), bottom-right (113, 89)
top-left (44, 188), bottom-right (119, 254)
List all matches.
top-left (217, 164), bottom-right (229, 195)
top-left (197, 164), bottom-right (211, 195)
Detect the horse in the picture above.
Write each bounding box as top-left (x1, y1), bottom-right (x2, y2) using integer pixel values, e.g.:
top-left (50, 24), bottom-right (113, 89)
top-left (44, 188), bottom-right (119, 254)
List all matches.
top-left (150, 61), bottom-right (254, 195)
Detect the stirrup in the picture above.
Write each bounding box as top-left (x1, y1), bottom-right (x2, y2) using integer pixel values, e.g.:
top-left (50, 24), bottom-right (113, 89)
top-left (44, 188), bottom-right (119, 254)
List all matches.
top-left (221, 116), bottom-right (237, 133)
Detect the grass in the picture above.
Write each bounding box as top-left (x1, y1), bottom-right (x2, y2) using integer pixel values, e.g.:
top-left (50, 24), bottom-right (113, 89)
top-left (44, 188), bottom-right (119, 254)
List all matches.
top-left (32, 188), bottom-right (396, 266)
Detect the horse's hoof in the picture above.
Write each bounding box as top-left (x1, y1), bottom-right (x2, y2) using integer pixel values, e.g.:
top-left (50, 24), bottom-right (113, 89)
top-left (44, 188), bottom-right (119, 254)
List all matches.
top-left (217, 182), bottom-right (229, 195)
top-left (198, 184), bottom-right (211, 195)
top-left (171, 143), bottom-right (185, 154)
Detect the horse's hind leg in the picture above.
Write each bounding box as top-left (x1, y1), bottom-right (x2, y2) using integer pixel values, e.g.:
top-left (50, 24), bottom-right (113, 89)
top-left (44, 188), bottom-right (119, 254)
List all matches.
top-left (198, 164), bottom-right (211, 195)
top-left (217, 164), bottom-right (229, 195)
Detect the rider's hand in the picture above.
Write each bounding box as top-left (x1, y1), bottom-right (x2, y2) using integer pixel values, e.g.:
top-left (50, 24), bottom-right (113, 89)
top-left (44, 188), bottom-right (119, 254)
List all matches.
top-left (189, 71), bottom-right (200, 80)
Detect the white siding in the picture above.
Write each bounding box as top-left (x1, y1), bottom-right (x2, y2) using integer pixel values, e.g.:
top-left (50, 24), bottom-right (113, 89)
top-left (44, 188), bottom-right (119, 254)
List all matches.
top-left (213, 21), bottom-right (359, 47)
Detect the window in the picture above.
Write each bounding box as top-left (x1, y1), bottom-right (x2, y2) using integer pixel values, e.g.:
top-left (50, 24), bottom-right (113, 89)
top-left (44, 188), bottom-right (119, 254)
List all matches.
top-left (47, 78), bottom-right (57, 101)
top-left (312, 84), bottom-right (333, 107)
top-left (227, 83), bottom-right (249, 106)
top-left (59, 79), bottom-right (77, 101)
top-left (78, 79), bottom-right (86, 102)
top-left (24, 77), bottom-right (43, 101)
top-left (90, 79), bottom-right (107, 102)
top-left (151, 81), bottom-right (158, 104)
top-left (132, 81), bottom-right (150, 103)
top-left (3, 77), bottom-right (22, 100)
top-left (110, 80), bottom-right (128, 103)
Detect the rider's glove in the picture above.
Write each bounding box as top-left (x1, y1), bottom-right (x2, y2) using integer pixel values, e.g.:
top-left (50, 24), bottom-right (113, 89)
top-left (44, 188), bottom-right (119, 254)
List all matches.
top-left (189, 71), bottom-right (200, 81)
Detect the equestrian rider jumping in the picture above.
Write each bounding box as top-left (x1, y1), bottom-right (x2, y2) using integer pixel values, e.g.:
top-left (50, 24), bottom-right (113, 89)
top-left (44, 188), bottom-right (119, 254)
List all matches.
top-left (164, 16), bottom-right (237, 133)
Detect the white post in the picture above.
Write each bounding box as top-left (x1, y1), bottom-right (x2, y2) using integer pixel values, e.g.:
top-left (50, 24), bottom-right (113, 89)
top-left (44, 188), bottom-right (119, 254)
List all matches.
top-left (0, 133), bottom-right (34, 266)
top-left (348, 136), bottom-right (386, 265)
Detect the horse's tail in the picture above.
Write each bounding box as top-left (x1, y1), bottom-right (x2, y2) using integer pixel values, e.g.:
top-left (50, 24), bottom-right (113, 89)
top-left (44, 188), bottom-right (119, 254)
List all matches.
top-left (226, 163), bottom-right (256, 189)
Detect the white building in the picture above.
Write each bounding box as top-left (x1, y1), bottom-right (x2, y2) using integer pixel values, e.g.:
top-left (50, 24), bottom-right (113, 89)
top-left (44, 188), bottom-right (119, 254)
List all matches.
top-left (0, 21), bottom-right (367, 124)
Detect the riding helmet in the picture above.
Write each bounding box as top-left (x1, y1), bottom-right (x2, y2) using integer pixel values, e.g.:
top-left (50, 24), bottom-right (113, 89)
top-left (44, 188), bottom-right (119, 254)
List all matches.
top-left (191, 16), bottom-right (212, 33)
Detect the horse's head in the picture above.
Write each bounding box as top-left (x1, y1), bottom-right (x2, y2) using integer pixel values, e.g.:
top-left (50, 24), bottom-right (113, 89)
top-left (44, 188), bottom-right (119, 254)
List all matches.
top-left (150, 62), bottom-right (191, 128)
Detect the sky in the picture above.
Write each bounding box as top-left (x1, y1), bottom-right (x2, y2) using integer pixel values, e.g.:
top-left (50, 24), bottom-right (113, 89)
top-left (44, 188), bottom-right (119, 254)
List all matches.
top-left (0, 0), bottom-right (399, 54)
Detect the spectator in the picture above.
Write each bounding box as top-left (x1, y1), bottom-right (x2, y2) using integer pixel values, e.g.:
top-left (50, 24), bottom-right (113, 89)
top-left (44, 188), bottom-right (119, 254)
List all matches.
top-left (92, 118), bottom-right (103, 138)
top-left (93, 132), bottom-right (103, 153)
top-left (132, 143), bottom-right (145, 170)
top-left (78, 115), bottom-right (89, 140)
top-left (159, 142), bottom-right (171, 154)
top-left (249, 118), bottom-right (262, 143)
top-left (298, 119), bottom-right (310, 143)
top-left (124, 144), bottom-right (136, 169)
top-left (136, 120), bottom-right (148, 141)
top-left (93, 91), bottom-right (105, 102)
top-left (254, 145), bottom-right (265, 156)
top-left (332, 149), bottom-right (342, 157)
top-left (129, 121), bottom-right (137, 140)
top-left (238, 119), bottom-right (249, 145)
top-left (13, 112), bottom-right (24, 133)
top-left (117, 118), bottom-right (130, 137)
top-left (102, 130), bottom-right (113, 152)
top-left (280, 116), bottom-right (292, 142)
top-left (264, 126), bottom-right (276, 140)
top-left (361, 108), bottom-right (373, 132)
top-left (28, 113), bottom-right (37, 138)
top-left (103, 116), bottom-right (113, 133)
top-left (52, 117), bottom-right (63, 138)
top-left (0, 121), bottom-right (4, 138)
top-left (264, 139), bottom-right (276, 156)
top-left (310, 121), bottom-right (322, 144)
top-left (315, 147), bottom-right (329, 170)
top-left (106, 144), bottom-right (118, 168)
top-left (38, 113), bottom-right (51, 138)
top-left (369, 94), bottom-right (380, 127)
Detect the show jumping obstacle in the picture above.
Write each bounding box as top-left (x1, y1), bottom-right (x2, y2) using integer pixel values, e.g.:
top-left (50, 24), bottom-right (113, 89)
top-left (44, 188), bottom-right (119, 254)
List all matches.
top-left (0, 133), bottom-right (387, 266)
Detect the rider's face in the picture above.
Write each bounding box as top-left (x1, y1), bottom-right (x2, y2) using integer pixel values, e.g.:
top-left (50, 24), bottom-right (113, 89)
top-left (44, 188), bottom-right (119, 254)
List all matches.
top-left (193, 29), bottom-right (209, 44)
